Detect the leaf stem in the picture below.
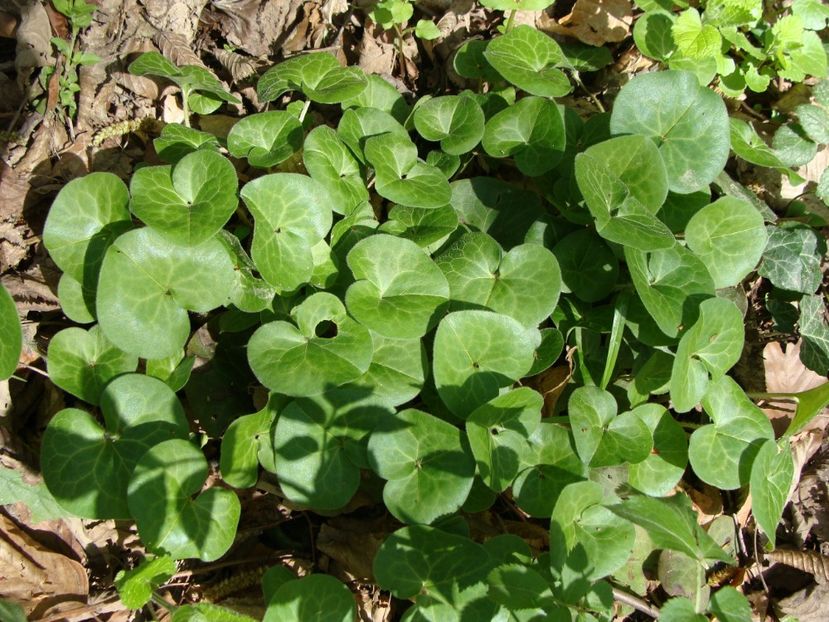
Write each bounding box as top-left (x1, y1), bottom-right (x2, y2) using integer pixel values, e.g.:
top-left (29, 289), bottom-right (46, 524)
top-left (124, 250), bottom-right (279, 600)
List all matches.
top-left (504, 9), bottom-right (517, 33)
top-left (611, 586), bottom-right (659, 619)
top-left (746, 391), bottom-right (798, 402)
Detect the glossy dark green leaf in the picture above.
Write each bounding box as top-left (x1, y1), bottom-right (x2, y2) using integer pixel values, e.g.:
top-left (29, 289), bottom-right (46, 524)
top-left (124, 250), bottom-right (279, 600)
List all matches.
top-left (553, 229), bottom-right (619, 303)
top-left (484, 25), bottom-right (570, 97)
top-left (258, 52), bottom-right (367, 104)
top-left (379, 204), bottom-right (459, 249)
top-left (340, 74), bottom-right (410, 124)
top-left (609, 70), bottom-right (730, 194)
top-left (758, 224), bottom-right (826, 294)
top-left (568, 386), bottom-right (617, 465)
top-left (337, 107), bottom-right (408, 163)
top-left (0, 283), bottom-right (22, 381)
top-left (800, 294), bottom-right (829, 376)
top-left (226, 111), bottom-right (303, 168)
top-left (345, 332), bottom-right (426, 406)
top-left (130, 150), bottom-right (238, 245)
top-left (659, 597), bottom-right (707, 622)
top-left (42, 374), bottom-right (189, 519)
top-left (368, 408), bottom-right (476, 524)
top-left (153, 123), bottom-right (219, 164)
top-left (127, 439), bottom-right (240, 560)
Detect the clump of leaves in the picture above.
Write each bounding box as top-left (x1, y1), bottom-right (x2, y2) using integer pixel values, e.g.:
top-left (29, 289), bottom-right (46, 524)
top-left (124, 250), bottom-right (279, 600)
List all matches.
top-left (10, 17), bottom-right (826, 622)
top-left (633, 0), bottom-right (828, 97)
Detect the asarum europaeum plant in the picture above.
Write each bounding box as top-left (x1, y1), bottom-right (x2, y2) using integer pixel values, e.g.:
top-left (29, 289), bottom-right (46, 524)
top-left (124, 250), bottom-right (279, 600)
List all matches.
top-left (20, 22), bottom-right (829, 622)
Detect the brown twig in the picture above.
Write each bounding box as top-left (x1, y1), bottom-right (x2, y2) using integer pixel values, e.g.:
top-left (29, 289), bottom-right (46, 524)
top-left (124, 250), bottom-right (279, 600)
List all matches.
top-left (611, 586), bottom-right (660, 618)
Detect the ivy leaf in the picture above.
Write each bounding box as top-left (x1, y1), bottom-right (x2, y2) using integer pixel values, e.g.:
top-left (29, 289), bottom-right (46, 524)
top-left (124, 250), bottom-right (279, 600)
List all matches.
top-left (46, 325), bottom-right (138, 404)
top-left (226, 111), bottom-right (303, 168)
top-left (340, 74), bottom-right (411, 124)
top-left (129, 150), bottom-right (238, 246)
top-left (220, 404), bottom-right (277, 489)
top-left (685, 197), bottom-right (768, 289)
top-left (345, 233), bottom-right (449, 338)
top-left (483, 25), bottom-right (570, 97)
top-left (337, 107), bottom-right (407, 163)
top-left (466, 388), bottom-right (543, 491)
top-left (688, 376), bottom-right (774, 489)
top-left (115, 556), bottom-right (176, 609)
top-left (127, 439), bottom-right (241, 561)
top-left (0, 283), bottom-right (22, 381)
top-left (248, 293), bottom-right (372, 397)
top-left (628, 404), bottom-right (689, 497)
top-left (758, 224), bottom-right (826, 294)
top-left (303, 125), bottom-right (368, 215)
top-left (433, 310), bottom-right (540, 417)
top-left (610, 70), bottom-right (730, 194)
top-left (436, 232), bottom-right (561, 327)
top-left (368, 408), bottom-right (476, 524)
top-left (364, 133), bottom-right (451, 208)
top-left (43, 172), bottom-right (133, 290)
top-left (609, 493), bottom-right (733, 564)
top-left (750, 438), bottom-right (794, 548)
top-left (42, 374), bottom-right (189, 519)
top-left (625, 245), bottom-right (714, 338)
top-left (240, 173), bottom-right (333, 292)
top-left (795, 104), bottom-right (829, 144)
top-left (482, 96), bottom-right (566, 177)
top-left (413, 94), bottom-right (485, 155)
top-left (670, 297), bottom-right (745, 413)
top-left (799, 294), bottom-right (829, 377)
top-left (275, 390), bottom-right (393, 510)
top-left (97, 229), bottom-right (236, 359)
top-left (264, 574), bottom-right (356, 622)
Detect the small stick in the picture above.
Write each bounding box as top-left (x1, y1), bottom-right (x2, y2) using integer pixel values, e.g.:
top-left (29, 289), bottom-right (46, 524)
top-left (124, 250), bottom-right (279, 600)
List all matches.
top-left (611, 586), bottom-right (660, 619)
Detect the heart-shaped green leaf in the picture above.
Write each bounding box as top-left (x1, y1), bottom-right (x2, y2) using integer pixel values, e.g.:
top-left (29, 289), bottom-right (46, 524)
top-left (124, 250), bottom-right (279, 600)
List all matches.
top-left (97, 228), bottom-right (236, 359)
top-left (609, 70), bottom-right (730, 194)
top-left (153, 123), bottom-right (219, 164)
top-left (337, 107), bottom-right (408, 163)
top-left (129, 150), bottom-right (238, 246)
top-left (688, 376), bottom-right (773, 489)
top-left (628, 404), bottom-right (688, 497)
top-left (633, 11), bottom-right (677, 61)
top-left (345, 332), bottom-right (426, 406)
top-left (625, 244), bottom-right (715, 338)
top-left (436, 232), bottom-right (561, 327)
top-left (218, 231), bottom-right (276, 313)
top-left (483, 25), bottom-right (570, 97)
top-left (127, 438), bottom-right (241, 561)
top-left (453, 39), bottom-right (503, 83)
top-left (264, 574), bottom-right (356, 622)
top-left (115, 555), bottom-right (176, 610)
top-left (340, 74), bottom-right (410, 124)
top-left (466, 388), bottom-right (542, 491)
top-left (247, 292), bottom-right (373, 397)
top-left (274, 389), bottom-right (393, 510)
top-left (220, 403), bottom-right (277, 489)
top-left (57, 273), bottom-right (95, 324)
top-left (413, 94), bottom-right (485, 155)
top-left (43, 172), bottom-right (133, 290)
top-left (364, 133), bottom-right (451, 208)
top-left (129, 55), bottom-right (239, 105)
top-left (758, 223), bottom-right (826, 294)
top-left (368, 408), bottom-right (476, 524)
top-left (258, 52), bottom-right (367, 104)
top-left (487, 563), bottom-right (555, 614)
top-left (551, 481), bottom-right (635, 581)
top-left (303, 125), bottom-right (368, 215)
top-left (128, 51), bottom-right (179, 79)
top-left (379, 203), bottom-right (459, 249)
top-left (568, 386), bottom-right (616, 465)
top-left (482, 96), bottom-right (566, 177)
top-left (0, 283), bottom-right (22, 380)
top-left (670, 297), bottom-right (744, 412)
top-left (226, 111), bottom-right (303, 169)
top-left (575, 135), bottom-right (675, 250)
top-left (42, 374), bottom-right (189, 518)
top-left (433, 310), bottom-right (540, 417)
top-left (345, 233), bottom-right (449, 338)
top-left (750, 438), bottom-right (794, 548)
top-left (685, 197), bottom-right (767, 289)
top-left (553, 229), bottom-right (619, 303)
top-left (240, 173), bottom-right (334, 292)
top-left (590, 409), bottom-right (654, 467)
top-left (46, 325), bottom-right (138, 404)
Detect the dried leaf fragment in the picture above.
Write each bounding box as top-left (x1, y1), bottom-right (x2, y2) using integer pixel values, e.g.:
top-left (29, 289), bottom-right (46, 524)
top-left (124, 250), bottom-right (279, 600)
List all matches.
top-left (540, 0), bottom-right (632, 46)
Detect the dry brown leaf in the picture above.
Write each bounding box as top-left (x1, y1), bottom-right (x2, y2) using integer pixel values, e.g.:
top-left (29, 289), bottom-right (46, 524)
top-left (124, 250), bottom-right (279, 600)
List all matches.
top-left (357, 23), bottom-right (398, 78)
top-left (527, 360), bottom-right (572, 417)
top-left (212, 48), bottom-right (260, 83)
top-left (316, 517), bottom-right (389, 582)
top-left (540, 0), bottom-right (632, 46)
top-left (211, 0), bottom-right (305, 58)
top-left (762, 340), bottom-right (828, 433)
top-left (0, 512), bottom-right (88, 617)
top-left (141, 0), bottom-right (208, 43)
top-left (14, 2), bottom-right (52, 81)
top-left (776, 581), bottom-right (829, 622)
top-left (154, 30), bottom-right (206, 69)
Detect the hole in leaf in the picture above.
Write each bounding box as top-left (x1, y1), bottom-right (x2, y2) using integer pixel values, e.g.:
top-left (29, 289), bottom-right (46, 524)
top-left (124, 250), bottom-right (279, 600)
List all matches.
top-left (490, 427), bottom-right (500, 436)
top-left (472, 361), bottom-right (480, 369)
top-left (314, 320), bottom-right (338, 339)
top-left (274, 227), bottom-right (282, 234)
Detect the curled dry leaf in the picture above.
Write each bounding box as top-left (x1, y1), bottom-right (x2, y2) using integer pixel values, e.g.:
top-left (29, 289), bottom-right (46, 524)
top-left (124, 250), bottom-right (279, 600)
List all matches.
top-left (539, 0), bottom-right (633, 47)
top-left (212, 48), bottom-right (261, 84)
top-left (779, 147), bottom-right (829, 223)
top-left (211, 0), bottom-right (305, 57)
top-left (153, 30), bottom-right (207, 69)
top-left (763, 340), bottom-right (828, 430)
top-left (767, 549), bottom-right (829, 583)
top-left (14, 2), bottom-right (51, 79)
top-left (141, 0), bottom-right (208, 43)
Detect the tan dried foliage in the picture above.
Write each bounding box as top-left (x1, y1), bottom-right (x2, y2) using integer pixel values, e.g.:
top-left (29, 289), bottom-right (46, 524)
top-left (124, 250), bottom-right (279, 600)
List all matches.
top-left (154, 30), bottom-right (206, 68)
top-left (540, 0), bottom-right (633, 46)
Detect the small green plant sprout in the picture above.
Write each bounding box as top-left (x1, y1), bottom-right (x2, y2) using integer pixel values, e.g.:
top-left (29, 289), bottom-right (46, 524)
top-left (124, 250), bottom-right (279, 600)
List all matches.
top-left (479, 0), bottom-right (555, 33)
top-left (34, 0), bottom-right (100, 123)
top-left (368, 0), bottom-right (442, 79)
top-left (633, 0), bottom-right (829, 96)
top-left (128, 52), bottom-right (240, 125)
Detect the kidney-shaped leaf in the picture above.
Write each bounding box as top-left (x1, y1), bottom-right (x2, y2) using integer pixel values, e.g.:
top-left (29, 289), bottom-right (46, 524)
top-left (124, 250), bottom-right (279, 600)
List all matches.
top-left (688, 376), bottom-right (773, 490)
top-left (97, 228), bottom-right (235, 359)
top-left (240, 173), bottom-right (334, 292)
top-left (226, 111), bottom-right (303, 168)
top-left (42, 374), bottom-right (189, 519)
top-left (609, 70), bottom-right (730, 194)
top-left (46, 325), bottom-right (138, 404)
top-left (0, 283), bottom-right (22, 381)
top-left (274, 389), bottom-right (393, 510)
top-left (567, 386), bottom-right (616, 465)
top-left (670, 297), bottom-right (744, 412)
top-left (220, 403), bottom-right (277, 489)
top-left (368, 408), bottom-right (476, 524)
top-left (484, 25), bottom-right (571, 97)
top-left (129, 150), bottom-right (238, 246)
top-left (153, 123), bottom-right (219, 164)
top-left (264, 574), bottom-right (356, 622)
top-left (345, 332), bottom-right (426, 406)
top-left (337, 107), bottom-right (408, 163)
top-left (433, 310), bottom-right (540, 417)
top-left (628, 404), bottom-right (689, 497)
top-left (248, 292), bottom-right (373, 397)
top-left (258, 52), bottom-right (367, 104)
top-left (482, 96), bottom-right (566, 177)
top-left (436, 232), bottom-right (561, 327)
top-left (413, 94), bottom-right (486, 155)
top-left (127, 439), bottom-right (240, 561)
top-left (303, 125), bottom-right (368, 215)
top-left (466, 388), bottom-right (543, 491)
top-left (345, 234), bottom-right (449, 338)
top-left (43, 172), bottom-right (133, 289)
top-left (685, 196), bottom-right (767, 289)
